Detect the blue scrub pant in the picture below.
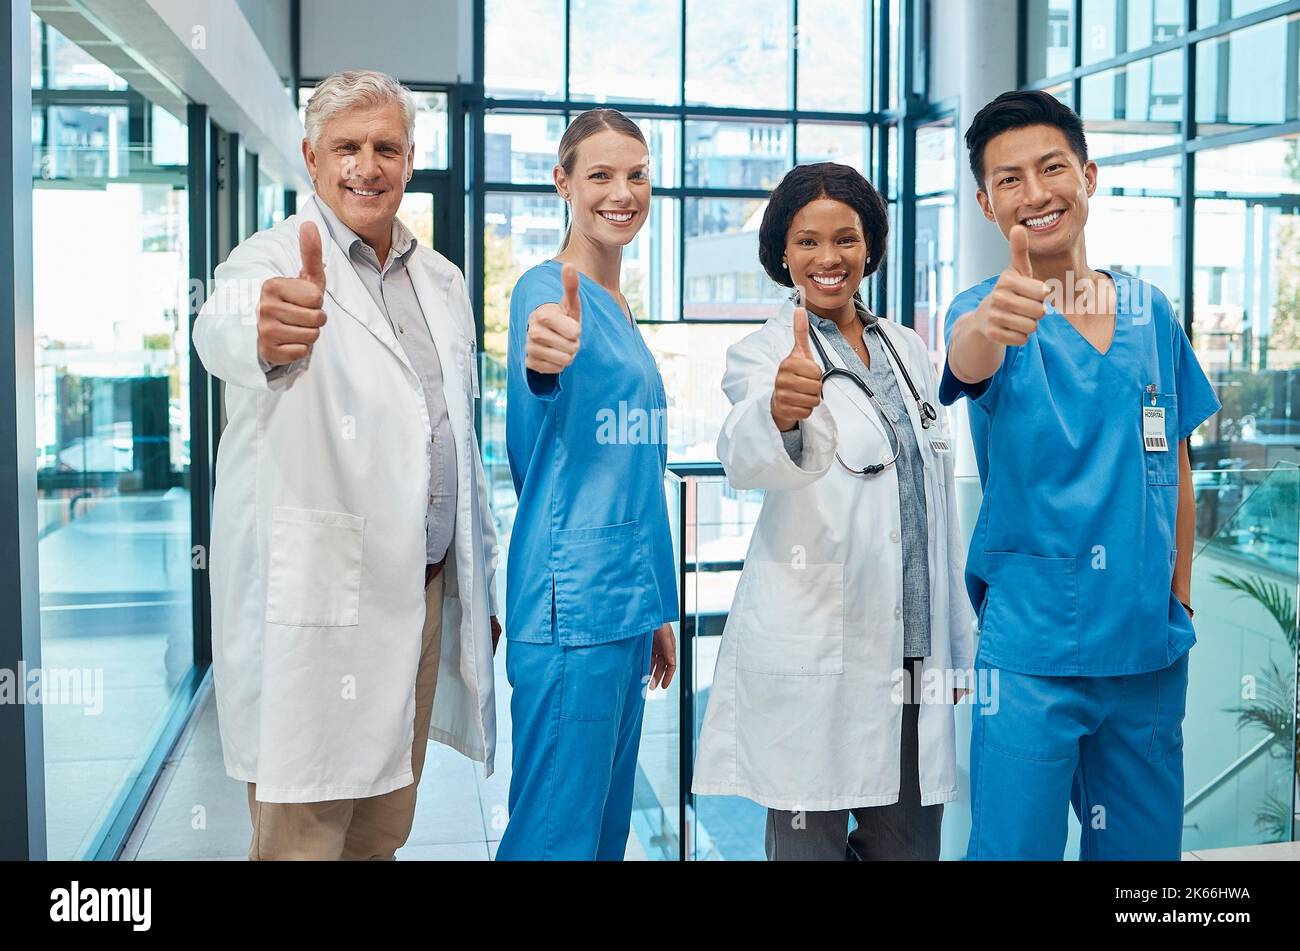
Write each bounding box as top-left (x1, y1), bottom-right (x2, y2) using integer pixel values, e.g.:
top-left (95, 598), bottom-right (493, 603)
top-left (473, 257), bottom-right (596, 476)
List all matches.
top-left (967, 651), bottom-right (1189, 860)
top-left (496, 630), bottom-right (653, 860)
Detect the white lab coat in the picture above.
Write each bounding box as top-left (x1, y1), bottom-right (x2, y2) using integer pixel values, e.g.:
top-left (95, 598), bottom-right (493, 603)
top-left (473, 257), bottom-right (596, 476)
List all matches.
top-left (692, 300), bottom-right (974, 812)
top-left (193, 199), bottom-right (499, 803)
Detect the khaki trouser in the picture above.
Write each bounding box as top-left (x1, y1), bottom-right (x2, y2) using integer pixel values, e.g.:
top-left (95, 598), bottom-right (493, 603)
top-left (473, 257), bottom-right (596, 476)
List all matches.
top-left (246, 566), bottom-right (445, 860)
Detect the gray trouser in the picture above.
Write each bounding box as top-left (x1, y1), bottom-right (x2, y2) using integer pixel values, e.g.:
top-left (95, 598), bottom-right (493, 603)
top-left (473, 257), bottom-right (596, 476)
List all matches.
top-left (765, 673), bottom-right (942, 861)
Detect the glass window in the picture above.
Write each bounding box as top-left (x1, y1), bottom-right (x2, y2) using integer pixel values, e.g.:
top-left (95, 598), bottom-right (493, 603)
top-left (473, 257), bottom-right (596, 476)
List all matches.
top-left (569, 0), bottom-right (681, 105)
top-left (31, 13), bottom-right (43, 89)
top-left (46, 22), bottom-right (126, 90)
top-left (886, 0), bottom-right (901, 110)
top-left (886, 122), bottom-right (899, 199)
top-left (257, 171), bottom-right (285, 231)
top-left (1044, 81), bottom-right (1076, 109)
top-left (483, 192), bottom-right (566, 360)
top-left (796, 122), bottom-right (871, 176)
top-left (623, 197), bottom-right (680, 321)
top-left (32, 16), bottom-right (193, 860)
top-left (1196, 0), bottom-right (1283, 29)
top-left (685, 0), bottom-right (792, 109)
top-left (1026, 0), bottom-right (1077, 81)
top-left (1193, 136), bottom-right (1300, 460)
top-left (1091, 155), bottom-right (1182, 309)
top-left (685, 119), bottom-right (791, 190)
top-left (641, 323), bottom-right (765, 458)
top-left (484, 112), bottom-right (567, 184)
top-left (1080, 48), bottom-right (1183, 158)
top-left (1081, 0), bottom-right (1184, 67)
top-left (797, 0), bottom-right (871, 112)
top-left (915, 118), bottom-right (956, 196)
top-left (683, 198), bottom-right (785, 320)
top-left (634, 116), bottom-right (680, 189)
top-left (150, 105), bottom-right (186, 167)
top-left (485, 0), bottom-right (566, 99)
top-left (46, 104), bottom-right (129, 180)
top-left (412, 91), bottom-right (449, 170)
top-left (1195, 12), bottom-right (1300, 138)
top-left (397, 191), bottom-right (436, 248)
top-left (913, 194), bottom-right (955, 358)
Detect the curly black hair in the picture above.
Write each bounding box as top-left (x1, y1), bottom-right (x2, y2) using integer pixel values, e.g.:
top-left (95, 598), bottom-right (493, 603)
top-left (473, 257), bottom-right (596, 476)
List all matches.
top-left (965, 89), bottom-right (1089, 190)
top-left (758, 163), bottom-right (889, 290)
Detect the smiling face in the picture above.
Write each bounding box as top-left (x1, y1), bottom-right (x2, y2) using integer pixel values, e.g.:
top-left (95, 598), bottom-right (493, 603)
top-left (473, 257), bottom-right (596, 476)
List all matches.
top-left (977, 123), bottom-right (1096, 258)
top-left (783, 196), bottom-right (870, 317)
top-left (303, 101), bottom-right (413, 244)
top-left (555, 128), bottom-right (651, 249)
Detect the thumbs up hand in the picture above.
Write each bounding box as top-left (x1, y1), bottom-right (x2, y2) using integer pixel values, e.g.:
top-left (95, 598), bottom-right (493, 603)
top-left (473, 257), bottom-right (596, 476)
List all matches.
top-left (524, 263), bottom-right (583, 374)
top-left (771, 306), bottom-right (825, 432)
top-left (972, 224), bottom-right (1051, 347)
top-left (257, 221), bottom-right (328, 367)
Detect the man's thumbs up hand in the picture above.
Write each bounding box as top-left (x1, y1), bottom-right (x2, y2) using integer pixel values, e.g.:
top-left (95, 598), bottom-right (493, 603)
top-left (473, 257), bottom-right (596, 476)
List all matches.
top-left (257, 222), bottom-right (328, 368)
top-left (771, 306), bottom-right (825, 432)
top-left (297, 220), bottom-right (326, 290)
top-left (972, 223), bottom-right (1051, 347)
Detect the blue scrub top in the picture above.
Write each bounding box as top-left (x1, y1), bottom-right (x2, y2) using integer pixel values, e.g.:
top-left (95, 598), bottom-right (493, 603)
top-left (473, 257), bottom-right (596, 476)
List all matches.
top-left (939, 271), bottom-right (1220, 676)
top-left (505, 260), bottom-right (679, 646)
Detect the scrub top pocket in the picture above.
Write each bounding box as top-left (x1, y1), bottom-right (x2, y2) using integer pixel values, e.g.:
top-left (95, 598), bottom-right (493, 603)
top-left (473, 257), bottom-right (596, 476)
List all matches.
top-left (1144, 393), bottom-right (1179, 486)
top-left (552, 519), bottom-right (655, 644)
top-left (980, 551), bottom-right (1079, 673)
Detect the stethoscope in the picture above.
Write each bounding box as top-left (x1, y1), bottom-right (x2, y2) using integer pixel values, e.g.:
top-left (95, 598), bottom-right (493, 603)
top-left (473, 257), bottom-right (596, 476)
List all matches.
top-left (806, 313), bottom-right (939, 476)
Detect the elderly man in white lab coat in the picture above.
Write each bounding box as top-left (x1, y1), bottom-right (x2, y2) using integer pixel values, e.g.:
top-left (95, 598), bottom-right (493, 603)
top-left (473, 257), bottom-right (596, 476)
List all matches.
top-left (194, 70), bottom-right (500, 860)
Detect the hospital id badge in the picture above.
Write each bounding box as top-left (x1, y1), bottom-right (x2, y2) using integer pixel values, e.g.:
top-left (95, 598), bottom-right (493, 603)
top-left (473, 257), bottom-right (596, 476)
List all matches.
top-left (927, 432), bottom-right (952, 454)
top-left (1142, 406), bottom-right (1168, 452)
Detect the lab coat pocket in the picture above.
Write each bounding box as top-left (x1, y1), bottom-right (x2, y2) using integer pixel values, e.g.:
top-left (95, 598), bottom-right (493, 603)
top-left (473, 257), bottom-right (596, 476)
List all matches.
top-left (981, 552), bottom-right (1078, 671)
top-left (552, 520), bottom-right (654, 642)
top-left (1144, 393), bottom-right (1179, 486)
top-left (265, 507), bottom-right (365, 627)
top-left (736, 561), bottom-right (844, 676)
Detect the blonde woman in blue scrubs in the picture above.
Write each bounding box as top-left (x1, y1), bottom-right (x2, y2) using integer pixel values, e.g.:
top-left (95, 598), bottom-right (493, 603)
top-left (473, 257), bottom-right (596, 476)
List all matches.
top-left (498, 110), bottom-right (678, 860)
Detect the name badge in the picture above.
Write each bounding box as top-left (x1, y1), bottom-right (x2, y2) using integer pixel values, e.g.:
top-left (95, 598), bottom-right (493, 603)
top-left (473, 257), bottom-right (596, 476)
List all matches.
top-left (927, 433), bottom-right (952, 454)
top-left (1143, 406), bottom-right (1168, 452)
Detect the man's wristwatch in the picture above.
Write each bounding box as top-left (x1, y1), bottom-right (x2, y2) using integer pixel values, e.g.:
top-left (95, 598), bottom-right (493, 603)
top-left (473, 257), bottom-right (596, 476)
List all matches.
top-left (1179, 600), bottom-right (1194, 618)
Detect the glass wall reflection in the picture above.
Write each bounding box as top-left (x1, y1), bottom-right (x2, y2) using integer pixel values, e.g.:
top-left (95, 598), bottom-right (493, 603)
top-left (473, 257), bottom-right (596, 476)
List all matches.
top-left (32, 13), bottom-right (195, 859)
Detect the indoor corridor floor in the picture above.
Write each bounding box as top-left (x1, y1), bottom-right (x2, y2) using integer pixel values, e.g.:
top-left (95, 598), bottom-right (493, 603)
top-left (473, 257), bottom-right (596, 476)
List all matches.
top-left (121, 644), bottom-right (649, 861)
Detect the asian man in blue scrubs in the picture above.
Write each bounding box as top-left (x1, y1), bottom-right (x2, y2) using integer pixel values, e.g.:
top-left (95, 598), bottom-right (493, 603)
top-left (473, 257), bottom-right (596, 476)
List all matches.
top-left (940, 91), bottom-right (1221, 860)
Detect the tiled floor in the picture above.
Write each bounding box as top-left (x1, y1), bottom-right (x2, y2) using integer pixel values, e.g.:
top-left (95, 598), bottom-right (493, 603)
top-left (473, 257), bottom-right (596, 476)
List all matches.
top-left (122, 644), bottom-right (648, 861)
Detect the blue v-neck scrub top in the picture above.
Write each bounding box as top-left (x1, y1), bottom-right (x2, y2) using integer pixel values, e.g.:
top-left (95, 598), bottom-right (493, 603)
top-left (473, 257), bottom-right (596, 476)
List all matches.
top-left (505, 260), bottom-right (679, 646)
top-left (939, 271), bottom-right (1220, 677)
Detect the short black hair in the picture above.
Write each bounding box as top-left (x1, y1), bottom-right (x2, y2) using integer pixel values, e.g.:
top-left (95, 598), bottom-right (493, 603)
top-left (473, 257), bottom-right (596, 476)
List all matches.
top-left (758, 162), bottom-right (889, 289)
top-left (965, 89), bottom-right (1089, 190)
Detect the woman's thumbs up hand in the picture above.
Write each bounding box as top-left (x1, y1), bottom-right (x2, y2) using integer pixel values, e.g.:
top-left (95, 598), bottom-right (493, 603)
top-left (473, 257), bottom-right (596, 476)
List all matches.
top-left (525, 263), bottom-right (584, 374)
top-left (771, 306), bottom-right (824, 432)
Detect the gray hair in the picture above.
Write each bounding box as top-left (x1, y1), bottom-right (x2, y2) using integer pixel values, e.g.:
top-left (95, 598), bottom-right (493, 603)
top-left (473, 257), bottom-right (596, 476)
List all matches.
top-left (303, 70), bottom-right (416, 148)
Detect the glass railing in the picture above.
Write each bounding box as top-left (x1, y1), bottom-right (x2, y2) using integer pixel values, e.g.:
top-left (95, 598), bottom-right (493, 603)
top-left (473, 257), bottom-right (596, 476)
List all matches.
top-left (671, 462), bottom-right (1300, 859)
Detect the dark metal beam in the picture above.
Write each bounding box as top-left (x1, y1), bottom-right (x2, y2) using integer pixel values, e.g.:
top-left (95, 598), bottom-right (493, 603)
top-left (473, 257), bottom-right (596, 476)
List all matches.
top-left (0, 0), bottom-right (46, 862)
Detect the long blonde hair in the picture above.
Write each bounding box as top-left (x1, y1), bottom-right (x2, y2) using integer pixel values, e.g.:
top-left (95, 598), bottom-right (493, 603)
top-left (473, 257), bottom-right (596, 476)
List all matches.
top-left (557, 109), bottom-right (648, 251)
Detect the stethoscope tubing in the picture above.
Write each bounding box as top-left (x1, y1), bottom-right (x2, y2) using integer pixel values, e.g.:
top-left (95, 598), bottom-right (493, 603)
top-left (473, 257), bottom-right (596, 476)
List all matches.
top-left (807, 320), bottom-right (938, 476)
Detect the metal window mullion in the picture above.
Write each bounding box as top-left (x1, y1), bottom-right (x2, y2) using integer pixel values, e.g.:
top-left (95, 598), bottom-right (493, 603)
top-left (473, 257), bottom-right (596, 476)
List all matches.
top-left (0, 0), bottom-right (45, 862)
top-left (678, 0), bottom-right (687, 322)
top-left (1182, 0), bottom-right (1197, 341)
top-left (187, 104), bottom-right (214, 671)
